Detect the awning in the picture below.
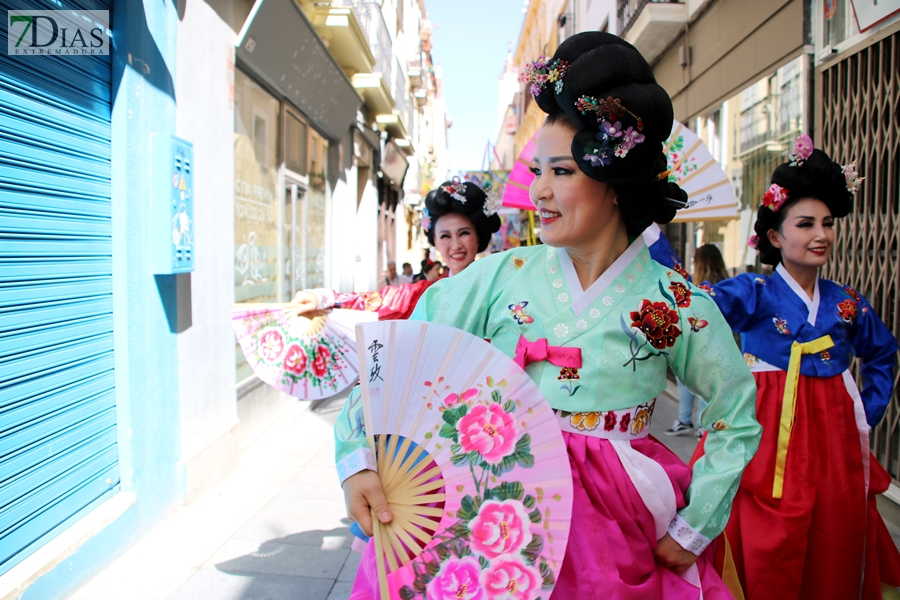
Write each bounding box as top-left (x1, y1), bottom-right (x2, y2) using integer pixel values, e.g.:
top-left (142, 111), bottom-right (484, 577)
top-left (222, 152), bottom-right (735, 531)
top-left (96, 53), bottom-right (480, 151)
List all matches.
top-left (236, 0), bottom-right (362, 141)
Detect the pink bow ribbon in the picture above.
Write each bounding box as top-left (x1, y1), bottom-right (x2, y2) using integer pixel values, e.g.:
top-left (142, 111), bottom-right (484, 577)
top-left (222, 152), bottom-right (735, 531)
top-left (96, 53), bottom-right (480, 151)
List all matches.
top-left (514, 335), bottom-right (582, 370)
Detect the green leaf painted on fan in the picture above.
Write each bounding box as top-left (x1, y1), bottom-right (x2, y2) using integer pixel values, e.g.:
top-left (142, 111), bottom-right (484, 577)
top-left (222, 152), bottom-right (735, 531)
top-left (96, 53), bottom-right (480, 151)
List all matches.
top-left (523, 494), bottom-right (536, 509)
top-left (540, 558), bottom-right (555, 589)
top-left (516, 433), bottom-right (532, 454)
top-left (458, 495), bottom-right (476, 521)
top-left (450, 443), bottom-right (462, 454)
top-left (517, 452), bottom-right (535, 469)
top-left (479, 555), bottom-right (490, 570)
top-left (450, 452), bottom-right (469, 467)
top-left (399, 586), bottom-right (416, 600)
top-left (468, 451), bottom-right (480, 465)
top-left (491, 390), bottom-right (503, 404)
top-left (442, 409), bottom-right (459, 426)
top-left (494, 481), bottom-right (524, 501)
top-left (503, 399), bottom-right (516, 413)
top-left (523, 533), bottom-right (544, 565)
top-left (528, 508), bottom-right (542, 523)
top-left (439, 423), bottom-right (458, 440)
top-left (486, 376), bottom-right (494, 387)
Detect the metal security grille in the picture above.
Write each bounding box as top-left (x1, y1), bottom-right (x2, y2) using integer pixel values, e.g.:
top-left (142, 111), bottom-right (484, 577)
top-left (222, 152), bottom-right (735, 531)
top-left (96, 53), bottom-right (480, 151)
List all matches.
top-left (818, 29), bottom-right (900, 478)
top-left (0, 0), bottom-right (117, 575)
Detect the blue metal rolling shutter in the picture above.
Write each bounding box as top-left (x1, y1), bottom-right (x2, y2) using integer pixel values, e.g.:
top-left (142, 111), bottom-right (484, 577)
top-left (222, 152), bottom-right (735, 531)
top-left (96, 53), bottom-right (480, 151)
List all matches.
top-left (0, 0), bottom-right (117, 575)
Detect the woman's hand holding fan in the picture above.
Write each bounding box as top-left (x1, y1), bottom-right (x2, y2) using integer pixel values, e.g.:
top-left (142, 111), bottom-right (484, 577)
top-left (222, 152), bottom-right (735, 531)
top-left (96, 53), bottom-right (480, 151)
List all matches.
top-left (351, 320), bottom-right (573, 600)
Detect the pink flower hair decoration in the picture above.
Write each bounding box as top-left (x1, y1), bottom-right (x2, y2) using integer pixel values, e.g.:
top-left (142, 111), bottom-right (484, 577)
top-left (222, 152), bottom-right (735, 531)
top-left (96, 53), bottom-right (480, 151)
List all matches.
top-left (842, 163), bottom-right (864, 194)
top-left (518, 55), bottom-right (569, 96)
top-left (748, 235), bottom-right (760, 250)
top-left (762, 183), bottom-right (789, 212)
top-left (789, 133), bottom-right (814, 167)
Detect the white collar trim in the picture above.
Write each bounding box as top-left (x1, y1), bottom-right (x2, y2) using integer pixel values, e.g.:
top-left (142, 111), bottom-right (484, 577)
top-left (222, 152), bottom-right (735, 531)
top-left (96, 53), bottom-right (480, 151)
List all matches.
top-left (776, 263), bottom-right (820, 325)
top-left (558, 237), bottom-right (646, 316)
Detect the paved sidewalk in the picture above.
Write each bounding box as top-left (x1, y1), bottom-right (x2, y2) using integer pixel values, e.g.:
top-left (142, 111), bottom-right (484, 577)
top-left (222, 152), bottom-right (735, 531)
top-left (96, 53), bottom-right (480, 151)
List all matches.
top-left (70, 393), bottom-right (359, 600)
top-left (70, 383), bottom-right (900, 599)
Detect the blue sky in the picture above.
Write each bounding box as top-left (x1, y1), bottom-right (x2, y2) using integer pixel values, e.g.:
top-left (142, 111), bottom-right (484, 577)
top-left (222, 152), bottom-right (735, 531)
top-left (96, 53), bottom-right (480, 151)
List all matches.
top-left (427, 0), bottom-right (526, 174)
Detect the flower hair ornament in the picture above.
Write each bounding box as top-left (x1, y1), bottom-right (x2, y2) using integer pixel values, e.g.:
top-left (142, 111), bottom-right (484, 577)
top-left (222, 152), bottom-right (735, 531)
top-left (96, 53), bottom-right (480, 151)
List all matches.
top-left (761, 183), bottom-right (789, 212)
top-left (842, 163), bottom-right (864, 194)
top-left (481, 179), bottom-right (503, 217)
top-left (440, 177), bottom-right (467, 203)
top-left (788, 133), bottom-right (814, 167)
top-left (519, 56), bottom-right (570, 96)
top-left (576, 96), bottom-right (646, 167)
top-left (421, 207), bottom-right (432, 232)
top-left (748, 234), bottom-right (760, 250)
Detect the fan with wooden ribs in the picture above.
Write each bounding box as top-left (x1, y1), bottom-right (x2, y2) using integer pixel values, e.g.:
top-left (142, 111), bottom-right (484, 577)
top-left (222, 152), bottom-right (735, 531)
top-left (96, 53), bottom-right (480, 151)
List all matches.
top-left (354, 320), bottom-right (573, 600)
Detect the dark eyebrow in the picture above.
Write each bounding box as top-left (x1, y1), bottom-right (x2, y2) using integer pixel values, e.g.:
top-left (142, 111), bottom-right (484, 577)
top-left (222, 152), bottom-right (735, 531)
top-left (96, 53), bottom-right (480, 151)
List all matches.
top-left (438, 226), bottom-right (472, 234)
top-left (532, 155), bottom-right (575, 165)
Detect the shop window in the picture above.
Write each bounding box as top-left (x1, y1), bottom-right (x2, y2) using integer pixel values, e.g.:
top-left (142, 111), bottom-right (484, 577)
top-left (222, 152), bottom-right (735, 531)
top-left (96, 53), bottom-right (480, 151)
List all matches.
top-left (823, 0), bottom-right (851, 48)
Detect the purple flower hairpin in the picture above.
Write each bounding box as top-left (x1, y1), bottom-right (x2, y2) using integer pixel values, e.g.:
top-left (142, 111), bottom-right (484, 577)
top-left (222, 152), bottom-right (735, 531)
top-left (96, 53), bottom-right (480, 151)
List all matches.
top-left (788, 134), bottom-right (814, 167)
top-left (518, 56), bottom-right (569, 96)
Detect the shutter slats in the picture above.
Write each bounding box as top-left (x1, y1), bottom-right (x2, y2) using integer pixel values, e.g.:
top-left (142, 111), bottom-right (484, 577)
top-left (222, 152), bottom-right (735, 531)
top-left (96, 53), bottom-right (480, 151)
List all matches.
top-left (0, 298), bottom-right (111, 333)
top-left (1, 356), bottom-right (114, 409)
top-left (0, 0), bottom-right (115, 574)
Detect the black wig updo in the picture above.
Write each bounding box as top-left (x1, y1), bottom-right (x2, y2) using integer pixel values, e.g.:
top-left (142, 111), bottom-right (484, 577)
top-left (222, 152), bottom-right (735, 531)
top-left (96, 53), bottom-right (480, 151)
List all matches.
top-left (753, 148), bottom-right (854, 265)
top-left (530, 32), bottom-right (687, 236)
top-left (424, 180), bottom-right (502, 253)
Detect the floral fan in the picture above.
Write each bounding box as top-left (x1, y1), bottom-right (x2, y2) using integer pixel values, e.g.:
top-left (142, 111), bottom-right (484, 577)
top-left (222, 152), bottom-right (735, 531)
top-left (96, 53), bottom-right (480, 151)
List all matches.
top-left (232, 304), bottom-right (376, 400)
top-left (354, 320), bottom-right (573, 600)
top-left (665, 120), bottom-right (740, 223)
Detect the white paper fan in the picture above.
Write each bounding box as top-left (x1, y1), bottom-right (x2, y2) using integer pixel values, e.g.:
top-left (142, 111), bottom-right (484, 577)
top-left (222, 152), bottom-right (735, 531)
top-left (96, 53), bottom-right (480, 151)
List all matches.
top-left (665, 120), bottom-right (740, 222)
top-left (354, 320), bottom-right (573, 600)
top-left (232, 304), bottom-right (376, 400)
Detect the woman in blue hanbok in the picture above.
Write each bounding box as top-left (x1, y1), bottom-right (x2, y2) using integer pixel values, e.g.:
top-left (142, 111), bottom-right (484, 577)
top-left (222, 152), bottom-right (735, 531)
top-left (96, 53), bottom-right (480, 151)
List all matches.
top-left (694, 137), bottom-right (900, 599)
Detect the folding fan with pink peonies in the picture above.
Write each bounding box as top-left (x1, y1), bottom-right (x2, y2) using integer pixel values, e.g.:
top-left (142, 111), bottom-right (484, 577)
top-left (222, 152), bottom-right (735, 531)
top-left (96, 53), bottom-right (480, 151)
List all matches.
top-left (232, 304), bottom-right (376, 400)
top-left (354, 320), bottom-right (573, 600)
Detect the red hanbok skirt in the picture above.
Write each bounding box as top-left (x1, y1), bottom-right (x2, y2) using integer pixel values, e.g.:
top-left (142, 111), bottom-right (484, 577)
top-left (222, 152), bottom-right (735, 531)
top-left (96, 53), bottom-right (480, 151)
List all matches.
top-left (693, 371), bottom-right (900, 599)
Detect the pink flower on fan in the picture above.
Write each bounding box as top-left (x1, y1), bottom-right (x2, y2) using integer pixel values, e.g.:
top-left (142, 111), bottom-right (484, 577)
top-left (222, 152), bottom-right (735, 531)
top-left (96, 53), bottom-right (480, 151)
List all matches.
top-left (426, 556), bottom-right (486, 600)
top-left (457, 403), bottom-right (518, 464)
top-left (257, 328), bottom-right (286, 364)
top-left (282, 343), bottom-right (308, 375)
top-left (310, 344), bottom-right (331, 378)
top-left (480, 555), bottom-right (542, 600)
top-left (469, 500), bottom-right (531, 560)
top-left (444, 388), bottom-right (479, 407)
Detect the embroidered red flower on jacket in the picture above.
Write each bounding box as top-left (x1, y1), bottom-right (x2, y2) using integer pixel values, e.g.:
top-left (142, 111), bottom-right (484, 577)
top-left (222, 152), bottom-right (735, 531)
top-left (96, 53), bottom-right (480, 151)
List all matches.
top-left (668, 281), bottom-right (692, 307)
top-left (672, 262), bottom-right (690, 281)
top-left (618, 412), bottom-right (632, 433)
top-left (630, 299), bottom-right (681, 350)
top-left (837, 299), bottom-right (858, 323)
top-left (843, 286), bottom-right (860, 301)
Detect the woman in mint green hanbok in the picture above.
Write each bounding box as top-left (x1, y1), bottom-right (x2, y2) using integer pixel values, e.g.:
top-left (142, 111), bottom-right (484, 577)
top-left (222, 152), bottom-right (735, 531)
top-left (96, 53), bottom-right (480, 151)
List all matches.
top-left (336, 32), bottom-right (761, 599)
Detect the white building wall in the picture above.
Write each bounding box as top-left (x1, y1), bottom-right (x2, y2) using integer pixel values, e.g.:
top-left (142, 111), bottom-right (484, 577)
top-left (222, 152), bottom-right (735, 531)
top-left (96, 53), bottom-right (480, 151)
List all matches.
top-left (174, 0), bottom-right (242, 501)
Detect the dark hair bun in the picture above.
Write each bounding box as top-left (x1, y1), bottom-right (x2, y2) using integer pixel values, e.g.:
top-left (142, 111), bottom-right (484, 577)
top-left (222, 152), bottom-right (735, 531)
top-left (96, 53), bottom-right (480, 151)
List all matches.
top-left (753, 148), bottom-right (854, 265)
top-left (424, 180), bottom-right (502, 253)
top-left (527, 32), bottom-right (685, 235)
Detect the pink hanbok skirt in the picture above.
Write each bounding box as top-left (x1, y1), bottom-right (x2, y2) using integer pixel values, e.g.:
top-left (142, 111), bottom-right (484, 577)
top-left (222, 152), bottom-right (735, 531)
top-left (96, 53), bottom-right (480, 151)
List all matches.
top-left (349, 431), bottom-right (731, 599)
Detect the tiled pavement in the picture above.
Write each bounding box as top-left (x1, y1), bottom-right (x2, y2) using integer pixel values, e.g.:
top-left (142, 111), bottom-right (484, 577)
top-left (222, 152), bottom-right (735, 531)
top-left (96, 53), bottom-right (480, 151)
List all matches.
top-left (70, 382), bottom-right (900, 599)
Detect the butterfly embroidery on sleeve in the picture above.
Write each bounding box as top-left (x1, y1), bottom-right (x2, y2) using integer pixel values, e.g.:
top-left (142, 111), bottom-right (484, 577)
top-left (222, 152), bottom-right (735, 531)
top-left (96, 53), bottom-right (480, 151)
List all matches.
top-left (509, 301), bottom-right (534, 325)
top-left (688, 316), bottom-right (708, 332)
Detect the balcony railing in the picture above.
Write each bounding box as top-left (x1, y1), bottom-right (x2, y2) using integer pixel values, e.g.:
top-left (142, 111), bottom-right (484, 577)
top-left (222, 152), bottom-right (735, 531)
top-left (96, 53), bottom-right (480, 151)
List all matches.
top-left (336, 0), bottom-right (393, 83)
top-left (618, 0), bottom-right (682, 37)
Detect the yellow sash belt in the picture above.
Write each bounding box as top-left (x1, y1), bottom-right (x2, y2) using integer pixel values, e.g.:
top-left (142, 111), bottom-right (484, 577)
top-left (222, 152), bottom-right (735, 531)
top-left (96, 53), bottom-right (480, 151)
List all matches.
top-left (772, 335), bottom-right (834, 499)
